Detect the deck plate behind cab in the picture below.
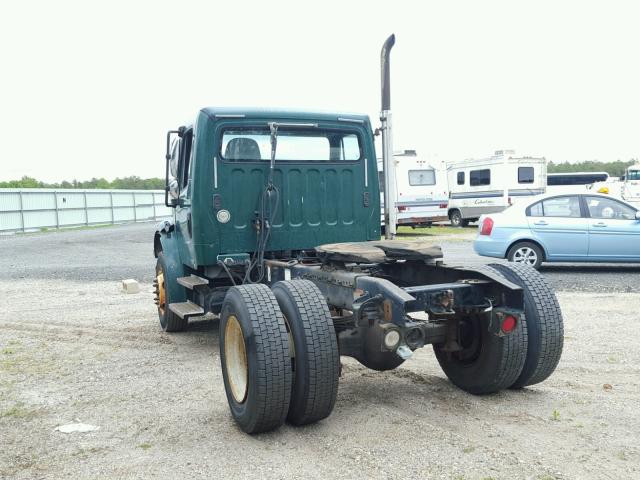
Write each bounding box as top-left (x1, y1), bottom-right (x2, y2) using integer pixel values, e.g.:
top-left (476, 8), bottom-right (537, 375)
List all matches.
top-left (315, 240), bottom-right (443, 264)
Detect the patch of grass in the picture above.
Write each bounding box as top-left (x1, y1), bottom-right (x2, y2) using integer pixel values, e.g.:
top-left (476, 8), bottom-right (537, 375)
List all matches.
top-left (71, 446), bottom-right (108, 458)
top-left (0, 404), bottom-right (37, 419)
top-left (16, 222), bottom-right (125, 236)
top-left (396, 225), bottom-right (475, 237)
top-left (617, 451), bottom-right (628, 461)
top-left (606, 356), bottom-right (619, 364)
top-left (551, 409), bottom-right (561, 421)
top-left (138, 443), bottom-right (152, 450)
top-left (462, 446), bottom-right (475, 454)
top-left (1, 347), bottom-right (15, 355)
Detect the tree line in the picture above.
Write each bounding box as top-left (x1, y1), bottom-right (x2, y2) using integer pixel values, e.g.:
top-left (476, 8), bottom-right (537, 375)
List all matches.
top-left (0, 176), bottom-right (165, 190)
top-left (1, 159), bottom-right (638, 189)
top-left (547, 160), bottom-right (637, 177)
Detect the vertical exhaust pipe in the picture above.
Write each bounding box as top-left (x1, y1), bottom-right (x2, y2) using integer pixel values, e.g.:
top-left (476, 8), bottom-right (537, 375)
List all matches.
top-left (380, 34), bottom-right (397, 239)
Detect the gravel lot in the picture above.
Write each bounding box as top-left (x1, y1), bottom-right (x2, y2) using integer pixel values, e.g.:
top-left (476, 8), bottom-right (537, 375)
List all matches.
top-left (1, 224), bottom-right (639, 479)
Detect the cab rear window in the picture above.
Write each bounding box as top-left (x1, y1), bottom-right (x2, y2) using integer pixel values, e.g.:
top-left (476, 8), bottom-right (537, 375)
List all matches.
top-left (220, 128), bottom-right (362, 162)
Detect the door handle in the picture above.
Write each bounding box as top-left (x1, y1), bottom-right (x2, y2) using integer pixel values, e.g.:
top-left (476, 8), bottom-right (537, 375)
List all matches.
top-left (533, 221), bottom-right (548, 226)
top-left (593, 222), bottom-right (607, 227)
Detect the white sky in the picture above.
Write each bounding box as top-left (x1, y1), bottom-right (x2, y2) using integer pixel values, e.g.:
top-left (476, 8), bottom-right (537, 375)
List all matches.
top-left (1, 0), bottom-right (639, 182)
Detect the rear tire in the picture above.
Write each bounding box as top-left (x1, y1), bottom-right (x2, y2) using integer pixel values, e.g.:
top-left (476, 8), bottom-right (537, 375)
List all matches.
top-left (220, 284), bottom-right (292, 434)
top-left (272, 280), bottom-right (340, 426)
top-left (507, 241), bottom-right (544, 270)
top-left (154, 253), bottom-right (188, 332)
top-left (489, 263), bottom-right (564, 388)
top-left (434, 265), bottom-right (528, 394)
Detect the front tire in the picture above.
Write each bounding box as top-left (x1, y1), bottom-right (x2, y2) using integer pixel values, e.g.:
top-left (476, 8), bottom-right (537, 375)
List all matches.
top-left (154, 253), bottom-right (188, 332)
top-left (272, 280), bottom-right (340, 426)
top-left (507, 241), bottom-right (544, 269)
top-left (220, 284), bottom-right (292, 434)
top-left (489, 263), bottom-right (564, 389)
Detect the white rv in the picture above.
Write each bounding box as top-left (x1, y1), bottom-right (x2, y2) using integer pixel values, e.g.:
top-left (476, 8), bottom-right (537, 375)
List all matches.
top-left (621, 164), bottom-right (640, 207)
top-left (445, 150), bottom-right (546, 227)
top-left (379, 150), bottom-right (449, 228)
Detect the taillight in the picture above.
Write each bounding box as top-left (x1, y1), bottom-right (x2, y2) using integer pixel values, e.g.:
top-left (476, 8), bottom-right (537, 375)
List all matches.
top-left (501, 315), bottom-right (517, 334)
top-left (480, 217), bottom-right (494, 235)
top-left (398, 206), bottom-right (407, 212)
top-left (439, 203), bottom-right (448, 209)
top-left (508, 197), bottom-right (513, 206)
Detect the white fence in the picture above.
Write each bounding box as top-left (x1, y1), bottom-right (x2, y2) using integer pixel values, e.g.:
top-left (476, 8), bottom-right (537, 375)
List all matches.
top-left (0, 188), bottom-right (172, 233)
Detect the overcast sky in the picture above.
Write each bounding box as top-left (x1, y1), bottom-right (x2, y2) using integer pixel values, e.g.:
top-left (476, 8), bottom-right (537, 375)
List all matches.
top-left (2, 0), bottom-right (639, 182)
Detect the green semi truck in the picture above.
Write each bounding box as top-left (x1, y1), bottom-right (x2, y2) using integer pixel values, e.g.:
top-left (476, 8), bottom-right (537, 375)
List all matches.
top-left (152, 35), bottom-right (563, 433)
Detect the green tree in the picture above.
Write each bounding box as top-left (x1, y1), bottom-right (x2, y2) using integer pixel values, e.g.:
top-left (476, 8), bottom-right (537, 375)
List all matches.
top-left (0, 176), bottom-right (166, 189)
top-left (547, 160), bottom-right (637, 177)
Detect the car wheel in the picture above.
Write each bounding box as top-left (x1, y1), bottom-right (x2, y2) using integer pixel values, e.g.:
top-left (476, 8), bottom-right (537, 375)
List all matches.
top-left (507, 242), bottom-right (543, 269)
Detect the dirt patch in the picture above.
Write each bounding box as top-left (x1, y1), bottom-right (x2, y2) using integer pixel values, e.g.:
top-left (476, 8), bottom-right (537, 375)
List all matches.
top-left (1, 280), bottom-right (639, 479)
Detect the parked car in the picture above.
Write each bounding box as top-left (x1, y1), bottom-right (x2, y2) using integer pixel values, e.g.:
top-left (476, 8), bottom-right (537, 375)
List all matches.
top-left (474, 193), bottom-right (640, 269)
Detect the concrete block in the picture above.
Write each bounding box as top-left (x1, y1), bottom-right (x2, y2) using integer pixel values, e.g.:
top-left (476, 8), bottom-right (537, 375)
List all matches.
top-left (122, 279), bottom-right (140, 294)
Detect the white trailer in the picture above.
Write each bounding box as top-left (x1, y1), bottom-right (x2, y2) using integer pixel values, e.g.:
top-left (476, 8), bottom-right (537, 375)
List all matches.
top-left (621, 164), bottom-right (640, 207)
top-left (379, 150), bottom-right (449, 228)
top-left (546, 171), bottom-right (610, 195)
top-left (446, 150), bottom-right (546, 227)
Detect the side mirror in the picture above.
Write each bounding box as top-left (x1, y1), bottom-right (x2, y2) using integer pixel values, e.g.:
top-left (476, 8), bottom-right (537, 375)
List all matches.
top-left (635, 211), bottom-right (640, 220)
top-left (165, 129), bottom-right (180, 207)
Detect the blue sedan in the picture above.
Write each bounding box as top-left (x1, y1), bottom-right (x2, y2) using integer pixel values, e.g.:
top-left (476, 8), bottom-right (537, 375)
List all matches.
top-left (474, 193), bottom-right (640, 269)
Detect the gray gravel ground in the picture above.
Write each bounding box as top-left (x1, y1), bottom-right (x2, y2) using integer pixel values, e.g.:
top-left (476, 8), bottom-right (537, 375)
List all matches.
top-left (1, 224), bottom-right (639, 479)
top-left (3, 223), bottom-right (639, 292)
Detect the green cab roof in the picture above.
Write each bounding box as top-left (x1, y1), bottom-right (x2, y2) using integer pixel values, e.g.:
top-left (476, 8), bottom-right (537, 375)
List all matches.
top-left (200, 107), bottom-right (370, 124)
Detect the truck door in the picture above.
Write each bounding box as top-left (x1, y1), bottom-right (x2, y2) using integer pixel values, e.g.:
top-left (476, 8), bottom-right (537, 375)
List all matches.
top-left (527, 195), bottom-right (589, 259)
top-left (175, 128), bottom-right (196, 266)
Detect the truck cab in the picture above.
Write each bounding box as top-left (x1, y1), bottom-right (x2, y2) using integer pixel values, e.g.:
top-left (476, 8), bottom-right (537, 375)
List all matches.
top-left (158, 108), bottom-right (381, 274)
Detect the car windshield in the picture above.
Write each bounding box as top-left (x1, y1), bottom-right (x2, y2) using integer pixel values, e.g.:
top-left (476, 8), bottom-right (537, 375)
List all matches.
top-left (220, 128), bottom-right (362, 162)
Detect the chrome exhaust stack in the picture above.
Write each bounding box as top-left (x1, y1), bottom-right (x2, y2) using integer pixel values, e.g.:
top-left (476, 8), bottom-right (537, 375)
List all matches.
top-left (380, 34), bottom-right (397, 239)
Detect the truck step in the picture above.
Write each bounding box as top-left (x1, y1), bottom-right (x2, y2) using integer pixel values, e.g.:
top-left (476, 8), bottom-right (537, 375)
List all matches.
top-left (168, 301), bottom-right (205, 319)
top-left (176, 275), bottom-right (209, 289)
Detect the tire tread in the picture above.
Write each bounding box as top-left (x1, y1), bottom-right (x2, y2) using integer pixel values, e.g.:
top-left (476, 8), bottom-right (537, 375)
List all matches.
top-left (489, 263), bottom-right (564, 387)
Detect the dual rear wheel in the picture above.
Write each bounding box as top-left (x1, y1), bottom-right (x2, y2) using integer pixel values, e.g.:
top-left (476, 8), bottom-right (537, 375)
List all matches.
top-left (434, 263), bottom-right (564, 394)
top-left (219, 281), bottom-right (340, 434)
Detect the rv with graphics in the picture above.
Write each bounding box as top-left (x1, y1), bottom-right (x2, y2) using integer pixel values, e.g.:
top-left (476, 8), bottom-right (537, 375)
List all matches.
top-left (446, 150), bottom-right (546, 227)
top-left (621, 164), bottom-right (640, 207)
top-left (379, 150), bottom-right (449, 228)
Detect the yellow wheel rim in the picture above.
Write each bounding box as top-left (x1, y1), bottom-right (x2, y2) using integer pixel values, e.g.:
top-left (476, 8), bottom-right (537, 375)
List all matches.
top-left (156, 271), bottom-right (166, 315)
top-left (225, 315), bottom-right (248, 403)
